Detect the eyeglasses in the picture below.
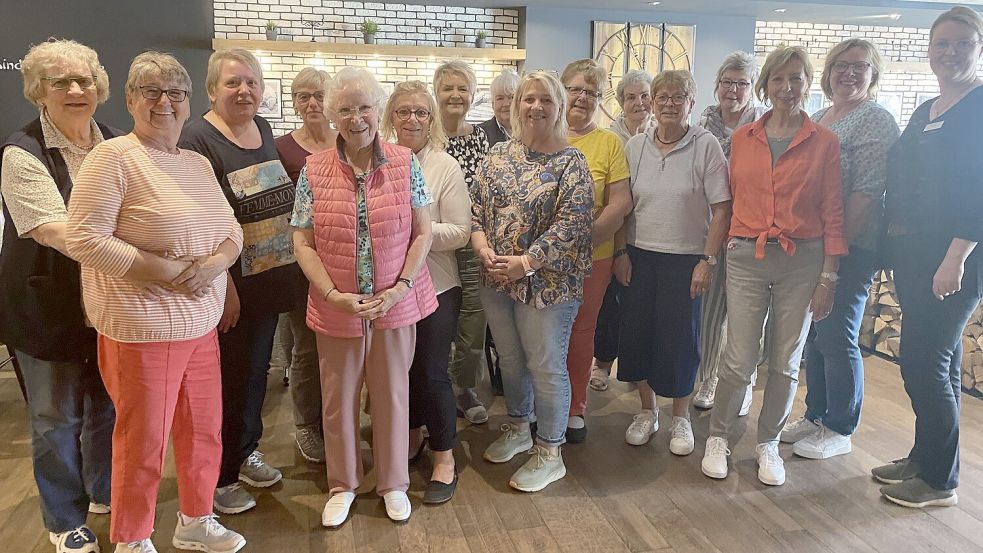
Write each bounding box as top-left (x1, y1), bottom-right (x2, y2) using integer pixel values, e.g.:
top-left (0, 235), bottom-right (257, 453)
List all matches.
top-left (139, 86), bottom-right (189, 102)
top-left (295, 92), bottom-right (325, 104)
top-left (394, 108), bottom-right (431, 121)
top-left (718, 79), bottom-right (751, 90)
top-left (929, 39), bottom-right (981, 53)
top-left (654, 94), bottom-right (688, 106)
top-left (336, 105), bottom-right (375, 120)
top-left (565, 86), bottom-right (602, 100)
top-left (43, 75), bottom-right (97, 91)
top-left (831, 61), bottom-right (872, 74)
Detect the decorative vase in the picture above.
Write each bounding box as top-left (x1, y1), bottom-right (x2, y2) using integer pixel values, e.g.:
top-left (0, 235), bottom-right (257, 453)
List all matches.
top-left (475, 36), bottom-right (486, 48)
top-left (363, 33), bottom-right (376, 44)
top-left (266, 30), bottom-right (278, 41)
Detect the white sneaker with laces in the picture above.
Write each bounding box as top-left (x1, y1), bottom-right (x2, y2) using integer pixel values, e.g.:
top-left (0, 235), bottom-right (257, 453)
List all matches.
top-left (383, 490), bottom-right (412, 522)
top-left (49, 525), bottom-right (99, 553)
top-left (780, 416), bottom-right (821, 444)
top-left (114, 539), bottom-right (157, 553)
top-left (625, 409), bottom-right (659, 445)
top-left (793, 423), bottom-right (852, 459)
top-left (321, 491), bottom-right (356, 527)
top-left (692, 377), bottom-right (717, 409)
top-left (756, 442), bottom-right (786, 486)
top-left (172, 512), bottom-right (245, 553)
top-left (88, 501), bottom-right (111, 515)
top-left (484, 423), bottom-right (533, 463)
top-left (509, 445), bottom-right (566, 492)
top-left (702, 436), bottom-right (730, 479)
top-left (738, 383), bottom-right (754, 417)
top-left (668, 417), bottom-right (695, 456)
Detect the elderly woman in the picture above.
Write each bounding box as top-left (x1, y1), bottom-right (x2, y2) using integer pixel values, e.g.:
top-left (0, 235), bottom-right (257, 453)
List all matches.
top-left (877, 6), bottom-right (983, 508)
top-left (382, 80), bottom-right (470, 503)
top-left (702, 46), bottom-right (845, 487)
top-left (475, 71), bottom-right (593, 492)
top-left (292, 67), bottom-right (436, 525)
top-left (692, 51), bottom-right (766, 413)
top-left (275, 67), bottom-right (337, 464)
top-left (614, 70), bottom-right (731, 454)
top-left (590, 69), bottom-right (655, 393)
top-left (560, 59), bottom-right (632, 442)
top-left (0, 39), bottom-right (116, 553)
top-left (179, 49), bottom-right (304, 514)
top-left (434, 60), bottom-right (491, 424)
top-left (66, 51), bottom-right (245, 553)
top-left (478, 69), bottom-right (519, 147)
top-left (781, 39), bottom-right (899, 460)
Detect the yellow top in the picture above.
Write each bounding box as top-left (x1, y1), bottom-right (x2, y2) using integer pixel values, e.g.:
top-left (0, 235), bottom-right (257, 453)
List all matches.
top-left (568, 128), bottom-right (630, 260)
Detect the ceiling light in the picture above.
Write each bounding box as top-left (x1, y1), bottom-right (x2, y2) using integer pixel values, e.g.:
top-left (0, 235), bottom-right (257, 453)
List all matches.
top-left (649, 1), bottom-right (661, 5)
top-left (888, 13), bottom-right (901, 20)
top-left (774, 8), bottom-right (787, 13)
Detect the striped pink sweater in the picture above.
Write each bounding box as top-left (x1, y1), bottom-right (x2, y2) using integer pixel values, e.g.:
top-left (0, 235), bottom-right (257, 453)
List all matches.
top-left (66, 136), bottom-right (243, 342)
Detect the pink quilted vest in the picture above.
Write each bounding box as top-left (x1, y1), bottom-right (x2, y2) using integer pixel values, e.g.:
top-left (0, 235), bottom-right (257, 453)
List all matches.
top-left (304, 141), bottom-right (438, 338)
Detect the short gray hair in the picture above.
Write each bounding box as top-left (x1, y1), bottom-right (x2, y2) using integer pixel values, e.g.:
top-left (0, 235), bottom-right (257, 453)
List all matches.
top-left (615, 69), bottom-right (653, 106)
top-left (21, 39), bottom-right (110, 108)
top-left (715, 51), bottom-right (758, 87)
top-left (325, 66), bottom-right (387, 114)
top-left (490, 69), bottom-right (519, 96)
top-left (206, 49), bottom-right (264, 100)
top-left (292, 67), bottom-right (330, 93)
top-left (124, 51), bottom-right (192, 100)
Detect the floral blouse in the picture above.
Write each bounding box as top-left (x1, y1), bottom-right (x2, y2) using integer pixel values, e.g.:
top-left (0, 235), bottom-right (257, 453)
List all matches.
top-left (471, 140), bottom-right (594, 308)
top-left (446, 125), bottom-right (489, 193)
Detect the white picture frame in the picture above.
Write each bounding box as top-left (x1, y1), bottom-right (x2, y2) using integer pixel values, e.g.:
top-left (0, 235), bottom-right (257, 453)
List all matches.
top-left (258, 78), bottom-right (282, 120)
top-left (876, 92), bottom-right (902, 124)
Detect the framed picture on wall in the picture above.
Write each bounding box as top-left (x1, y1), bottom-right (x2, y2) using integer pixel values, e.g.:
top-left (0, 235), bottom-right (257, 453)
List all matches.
top-left (805, 91), bottom-right (825, 116)
top-left (916, 92), bottom-right (937, 110)
top-left (259, 78), bottom-right (282, 120)
top-left (876, 92), bottom-right (902, 124)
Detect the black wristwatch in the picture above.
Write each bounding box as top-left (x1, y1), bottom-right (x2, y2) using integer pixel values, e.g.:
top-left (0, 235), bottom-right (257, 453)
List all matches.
top-left (397, 277), bottom-right (414, 289)
top-left (614, 248), bottom-right (628, 258)
top-left (699, 254), bottom-right (718, 266)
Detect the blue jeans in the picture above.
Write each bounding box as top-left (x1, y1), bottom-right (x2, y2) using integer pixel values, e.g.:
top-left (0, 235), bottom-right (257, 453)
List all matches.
top-left (479, 286), bottom-right (579, 445)
top-left (803, 247), bottom-right (877, 436)
top-left (17, 350), bottom-right (115, 533)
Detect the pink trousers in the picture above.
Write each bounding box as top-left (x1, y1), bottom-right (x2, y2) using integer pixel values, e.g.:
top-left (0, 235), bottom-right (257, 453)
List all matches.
top-left (566, 256), bottom-right (614, 416)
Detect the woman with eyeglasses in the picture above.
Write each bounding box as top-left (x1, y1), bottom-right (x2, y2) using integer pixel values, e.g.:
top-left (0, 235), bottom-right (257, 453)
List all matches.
top-left (0, 38), bottom-right (117, 553)
top-left (179, 49), bottom-right (304, 515)
top-left (691, 52), bottom-right (767, 415)
top-left (381, 81), bottom-right (470, 503)
top-left (877, 6), bottom-right (983, 508)
top-left (559, 59), bottom-right (632, 443)
top-left (702, 46), bottom-right (845, 488)
top-left (781, 39), bottom-right (899, 461)
top-left (433, 60), bottom-right (491, 425)
top-left (274, 67), bottom-right (337, 465)
top-left (67, 51), bottom-right (246, 553)
top-left (292, 67), bottom-right (437, 526)
top-left (614, 70), bottom-right (731, 454)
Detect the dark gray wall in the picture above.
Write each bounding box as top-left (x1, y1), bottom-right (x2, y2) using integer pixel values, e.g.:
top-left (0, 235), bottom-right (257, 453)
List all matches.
top-left (0, 0), bottom-right (213, 136)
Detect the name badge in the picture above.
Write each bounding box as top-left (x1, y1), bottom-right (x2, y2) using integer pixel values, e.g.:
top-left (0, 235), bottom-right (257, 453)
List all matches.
top-left (923, 121), bottom-right (944, 132)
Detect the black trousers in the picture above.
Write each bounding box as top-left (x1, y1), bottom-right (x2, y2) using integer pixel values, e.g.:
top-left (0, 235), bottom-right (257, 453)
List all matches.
top-left (594, 276), bottom-right (624, 363)
top-left (409, 287), bottom-right (462, 452)
top-left (217, 310), bottom-right (279, 487)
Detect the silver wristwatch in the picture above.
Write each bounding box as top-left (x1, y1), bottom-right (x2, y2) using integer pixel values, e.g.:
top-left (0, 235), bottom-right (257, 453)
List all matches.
top-left (820, 271), bottom-right (839, 283)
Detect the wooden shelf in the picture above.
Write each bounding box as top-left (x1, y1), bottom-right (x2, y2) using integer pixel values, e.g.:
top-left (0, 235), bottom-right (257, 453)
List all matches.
top-left (212, 38), bottom-right (525, 61)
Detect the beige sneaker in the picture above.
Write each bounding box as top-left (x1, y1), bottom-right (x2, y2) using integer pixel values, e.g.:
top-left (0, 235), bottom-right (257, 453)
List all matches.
top-left (509, 445), bottom-right (566, 492)
top-left (171, 512), bottom-right (245, 553)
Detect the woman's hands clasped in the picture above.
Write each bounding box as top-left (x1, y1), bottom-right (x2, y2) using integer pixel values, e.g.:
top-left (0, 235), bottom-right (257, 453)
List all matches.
top-left (479, 247), bottom-right (528, 284)
top-left (325, 284), bottom-right (411, 321)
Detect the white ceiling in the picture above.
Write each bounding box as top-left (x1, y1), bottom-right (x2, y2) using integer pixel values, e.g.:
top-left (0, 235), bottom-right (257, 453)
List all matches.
top-left (423, 0), bottom-right (983, 28)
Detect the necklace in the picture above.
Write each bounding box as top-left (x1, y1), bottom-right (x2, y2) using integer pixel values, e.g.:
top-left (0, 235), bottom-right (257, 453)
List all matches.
top-left (656, 125), bottom-right (688, 145)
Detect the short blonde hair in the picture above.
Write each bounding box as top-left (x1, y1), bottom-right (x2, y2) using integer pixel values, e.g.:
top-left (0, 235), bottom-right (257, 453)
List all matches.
top-left (124, 51), bottom-right (192, 100)
top-left (511, 71), bottom-right (568, 144)
top-left (292, 67), bottom-right (330, 94)
top-left (21, 39), bottom-right (110, 108)
top-left (651, 69), bottom-right (697, 100)
top-left (820, 39), bottom-right (883, 100)
top-left (931, 6), bottom-right (983, 41)
top-left (755, 45), bottom-right (814, 104)
top-left (325, 66), bottom-right (388, 116)
top-left (560, 58), bottom-right (606, 91)
top-left (206, 49), bottom-right (264, 100)
top-left (381, 80), bottom-right (448, 151)
top-left (432, 60), bottom-right (477, 104)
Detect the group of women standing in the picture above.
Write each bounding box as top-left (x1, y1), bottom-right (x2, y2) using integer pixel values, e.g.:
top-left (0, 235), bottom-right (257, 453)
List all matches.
top-left (1, 5), bottom-right (981, 551)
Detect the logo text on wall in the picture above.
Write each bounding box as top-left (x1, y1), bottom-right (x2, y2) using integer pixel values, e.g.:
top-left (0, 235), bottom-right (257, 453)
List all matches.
top-left (1, 58), bottom-right (24, 71)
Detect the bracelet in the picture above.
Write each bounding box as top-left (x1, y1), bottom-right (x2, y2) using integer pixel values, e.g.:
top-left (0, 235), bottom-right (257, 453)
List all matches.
top-left (614, 248), bottom-right (628, 258)
top-left (520, 255), bottom-right (536, 277)
top-left (818, 281), bottom-right (833, 290)
top-left (323, 286), bottom-right (337, 300)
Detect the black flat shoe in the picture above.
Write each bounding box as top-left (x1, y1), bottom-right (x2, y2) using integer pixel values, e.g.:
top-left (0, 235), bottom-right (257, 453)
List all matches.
top-left (423, 474), bottom-right (458, 504)
top-left (566, 424), bottom-right (587, 444)
top-left (409, 437), bottom-right (428, 464)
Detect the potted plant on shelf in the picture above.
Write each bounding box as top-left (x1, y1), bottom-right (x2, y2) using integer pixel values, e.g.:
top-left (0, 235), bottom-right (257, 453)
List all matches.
top-left (265, 21), bottom-right (279, 41)
top-left (475, 30), bottom-right (487, 48)
top-left (360, 20), bottom-right (379, 44)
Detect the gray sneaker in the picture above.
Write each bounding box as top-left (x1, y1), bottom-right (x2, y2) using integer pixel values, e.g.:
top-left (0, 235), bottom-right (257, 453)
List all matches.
top-left (456, 388), bottom-right (489, 424)
top-left (871, 458), bottom-right (920, 485)
top-left (509, 445), bottom-right (566, 492)
top-left (295, 424), bottom-right (326, 464)
top-left (213, 483), bottom-right (256, 515)
top-left (239, 450), bottom-right (282, 487)
top-left (172, 512), bottom-right (246, 553)
top-left (880, 477), bottom-right (957, 508)
top-left (484, 423), bottom-right (533, 463)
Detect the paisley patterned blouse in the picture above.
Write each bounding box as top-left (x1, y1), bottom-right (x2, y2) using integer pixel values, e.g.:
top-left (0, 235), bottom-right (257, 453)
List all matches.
top-left (471, 140), bottom-right (594, 308)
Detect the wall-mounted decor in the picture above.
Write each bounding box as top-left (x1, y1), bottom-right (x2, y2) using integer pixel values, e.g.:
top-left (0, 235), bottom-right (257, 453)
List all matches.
top-left (592, 21), bottom-right (695, 125)
top-left (916, 92), bottom-right (936, 110)
top-left (805, 91), bottom-right (825, 116)
top-left (259, 78), bottom-right (282, 120)
top-left (876, 92), bottom-right (902, 124)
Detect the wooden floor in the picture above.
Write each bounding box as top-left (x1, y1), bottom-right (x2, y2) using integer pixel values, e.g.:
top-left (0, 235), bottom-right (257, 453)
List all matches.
top-left (2, 354), bottom-right (983, 552)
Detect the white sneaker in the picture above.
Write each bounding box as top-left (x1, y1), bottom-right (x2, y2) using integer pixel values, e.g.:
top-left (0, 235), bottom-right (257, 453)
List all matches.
top-left (625, 409), bottom-right (659, 445)
top-left (509, 445), bottom-right (566, 492)
top-left (114, 539), bottom-right (157, 553)
top-left (49, 526), bottom-right (99, 553)
top-left (738, 383), bottom-right (753, 417)
top-left (780, 416), bottom-right (821, 444)
top-left (692, 377), bottom-right (717, 409)
top-left (793, 423), bottom-right (852, 459)
top-left (668, 417), bottom-right (695, 456)
top-left (88, 502), bottom-right (111, 515)
top-left (484, 423), bottom-right (533, 463)
top-left (321, 491), bottom-right (356, 528)
top-left (702, 437), bottom-right (730, 479)
top-left (383, 490), bottom-right (412, 522)
top-left (756, 442), bottom-right (786, 486)
top-left (172, 513), bottom-right (245, 553)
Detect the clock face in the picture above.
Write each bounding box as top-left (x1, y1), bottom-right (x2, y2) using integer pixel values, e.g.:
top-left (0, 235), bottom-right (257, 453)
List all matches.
top-left (592, 22), bottom-right (695, 125)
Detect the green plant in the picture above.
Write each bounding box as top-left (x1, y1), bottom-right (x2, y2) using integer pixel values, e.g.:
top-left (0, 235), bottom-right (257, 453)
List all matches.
top-left (359, 20), bottom-right (379, 35)
top-left (476, 30), bottom-right (488, 39)
top-left (265, 20), bottom-right (279, 31)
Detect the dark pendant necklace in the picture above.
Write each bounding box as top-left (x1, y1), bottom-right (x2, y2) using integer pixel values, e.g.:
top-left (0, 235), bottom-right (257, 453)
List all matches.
top-left (656, 125), bottom-right (688, 145)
